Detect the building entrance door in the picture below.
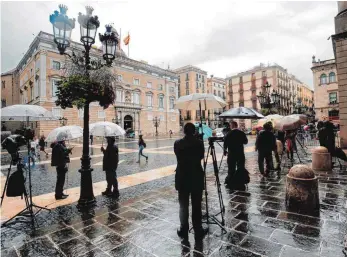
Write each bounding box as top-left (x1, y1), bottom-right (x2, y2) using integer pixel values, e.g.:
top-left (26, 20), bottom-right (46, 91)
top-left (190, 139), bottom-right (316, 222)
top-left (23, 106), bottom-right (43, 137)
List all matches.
top-left (124, 115), bottom-right (133, 130)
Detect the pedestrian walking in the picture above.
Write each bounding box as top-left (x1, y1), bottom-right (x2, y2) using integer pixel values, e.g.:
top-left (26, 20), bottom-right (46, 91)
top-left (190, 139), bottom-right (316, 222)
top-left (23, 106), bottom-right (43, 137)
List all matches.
top-left (90, 134), bottom-right (94, 145)
top-left (223, 121), bottom-right (248, 187)
top-left (39, 135), bottom-right (49, 157)
top-left (169, 130), bottom-right (173, 138)
top-left (255, 122), bottom-right (276, 176)
top-left (136, 135), bottom-right (148, 163)
top-left (174, 123), bottom-right (208, 240)
top-left (285, 130), bottom-right (296, 161)
top-left (101, 136), bottom-right (120, 198)
top-left (51, 140), bottom-right (71, 200)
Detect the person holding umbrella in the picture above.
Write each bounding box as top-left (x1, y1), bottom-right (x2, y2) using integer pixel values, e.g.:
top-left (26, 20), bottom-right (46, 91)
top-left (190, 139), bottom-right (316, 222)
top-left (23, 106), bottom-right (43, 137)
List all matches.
top-left (101, 136), bottom-right (120, 198)
top-left (51, 137), bottom-right (72, 200)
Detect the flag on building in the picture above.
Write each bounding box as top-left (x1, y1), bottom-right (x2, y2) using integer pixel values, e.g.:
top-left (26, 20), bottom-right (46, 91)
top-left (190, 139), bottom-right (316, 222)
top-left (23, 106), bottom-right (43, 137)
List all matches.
top-left (123, 33), bottom-right (130, 45)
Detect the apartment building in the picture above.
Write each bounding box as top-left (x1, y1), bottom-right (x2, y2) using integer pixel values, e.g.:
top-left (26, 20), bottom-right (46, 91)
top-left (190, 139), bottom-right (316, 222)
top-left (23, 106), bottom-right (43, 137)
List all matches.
top-left (174, 65), bottom-right (207, 125)
top-left (206, 76), bottom-right (226, 128)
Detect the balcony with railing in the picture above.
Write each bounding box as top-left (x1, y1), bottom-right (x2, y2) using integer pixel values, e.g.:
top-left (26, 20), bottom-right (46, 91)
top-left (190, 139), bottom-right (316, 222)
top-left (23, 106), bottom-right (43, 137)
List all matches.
top-left (114, 101), bottom-right (142, 109)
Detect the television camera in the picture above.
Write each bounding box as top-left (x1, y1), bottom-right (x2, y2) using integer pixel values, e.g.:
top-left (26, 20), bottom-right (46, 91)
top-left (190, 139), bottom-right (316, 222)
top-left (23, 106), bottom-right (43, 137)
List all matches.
top-left (1, 134), bottom-right (27, 165)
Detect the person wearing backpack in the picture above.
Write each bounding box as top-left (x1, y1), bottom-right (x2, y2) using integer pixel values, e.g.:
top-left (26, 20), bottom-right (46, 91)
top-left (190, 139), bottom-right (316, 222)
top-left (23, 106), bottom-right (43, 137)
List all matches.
top-left (101, 136), bottom-right (119, 198)
top-left (51, 140), bottom-right (71, 200)
top-left (137, 134), bottom-right (148, 163)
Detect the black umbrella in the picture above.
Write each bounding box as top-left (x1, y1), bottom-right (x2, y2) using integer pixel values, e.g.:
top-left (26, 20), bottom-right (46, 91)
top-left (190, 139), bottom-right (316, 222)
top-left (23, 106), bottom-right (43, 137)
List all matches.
top-left (220, 107), bottom-right (264, 119)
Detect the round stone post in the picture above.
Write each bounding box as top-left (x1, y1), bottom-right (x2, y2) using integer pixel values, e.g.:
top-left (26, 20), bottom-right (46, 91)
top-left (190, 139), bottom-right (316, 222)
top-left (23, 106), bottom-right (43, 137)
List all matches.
top-left (285, 165), bottom-right (320, 215)
top-left (312, 146), bottom-right (332, 171)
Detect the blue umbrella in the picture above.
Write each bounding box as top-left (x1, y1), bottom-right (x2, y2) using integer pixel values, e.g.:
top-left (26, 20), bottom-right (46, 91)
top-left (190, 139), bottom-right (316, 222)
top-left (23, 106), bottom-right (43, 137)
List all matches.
top-left (195, 123), bottom-right (212, 140)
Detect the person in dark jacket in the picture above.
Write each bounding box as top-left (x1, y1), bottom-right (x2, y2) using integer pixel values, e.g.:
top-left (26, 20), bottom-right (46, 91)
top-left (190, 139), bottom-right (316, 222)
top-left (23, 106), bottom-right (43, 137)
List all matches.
top-left (223, 121), bottom-right (248, 185)
top-left (101, 136), bottom-right (119, 198)
top-left (136, 135), bottom-right (148, 163)
top-left (39, 135), bottom-right (49, 157)
top-left (51, 140), bottom-right (71, 200)
top-left (174, 122), bottom-right (208, 240)
top-left (256, 122), bottom-right (277, 176)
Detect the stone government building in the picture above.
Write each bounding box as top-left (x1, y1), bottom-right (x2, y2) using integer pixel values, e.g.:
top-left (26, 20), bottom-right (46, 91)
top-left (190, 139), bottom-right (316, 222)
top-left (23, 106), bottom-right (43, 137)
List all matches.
top-left (1, 31), bottom-right (180, 137)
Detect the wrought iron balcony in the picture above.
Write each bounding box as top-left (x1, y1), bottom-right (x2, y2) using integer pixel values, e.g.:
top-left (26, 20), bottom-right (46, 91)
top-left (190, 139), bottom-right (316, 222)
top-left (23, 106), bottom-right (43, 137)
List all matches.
top-left (114, 101), bottom-right (142, 109)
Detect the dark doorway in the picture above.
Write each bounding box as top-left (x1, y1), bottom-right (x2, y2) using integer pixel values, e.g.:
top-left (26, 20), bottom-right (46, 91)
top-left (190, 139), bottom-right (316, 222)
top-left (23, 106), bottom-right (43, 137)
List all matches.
top-left (124, 115), bottom-right (133, 130)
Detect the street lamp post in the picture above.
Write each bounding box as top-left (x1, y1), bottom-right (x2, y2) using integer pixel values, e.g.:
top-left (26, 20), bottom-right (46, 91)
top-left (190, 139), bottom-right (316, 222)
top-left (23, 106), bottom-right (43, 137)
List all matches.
top-left (59, 117), bottom-right (68, 126)
top-left (257, 82), bottom-right (280, 115)
top-left (153, 117), bottom-right (160, 136)
top-left (50, 5), bottom-right (118, 207)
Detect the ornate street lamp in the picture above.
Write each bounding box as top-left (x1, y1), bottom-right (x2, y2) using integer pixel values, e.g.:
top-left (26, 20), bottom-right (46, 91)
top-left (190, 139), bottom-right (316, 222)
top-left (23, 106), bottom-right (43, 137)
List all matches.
top-left (153, 117), bottom-right (160, 136)
top-left (59, 117), bottom-right (68, 126)
top-left (257, 82), bottom-right (279, 113)
top-left (50, 5), bottom-right (118, 207)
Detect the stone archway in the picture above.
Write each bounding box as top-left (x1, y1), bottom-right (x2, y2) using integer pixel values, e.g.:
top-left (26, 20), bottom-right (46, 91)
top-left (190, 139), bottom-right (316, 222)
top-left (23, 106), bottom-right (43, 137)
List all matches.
top-left (124, 115), bottom-right (133, 130)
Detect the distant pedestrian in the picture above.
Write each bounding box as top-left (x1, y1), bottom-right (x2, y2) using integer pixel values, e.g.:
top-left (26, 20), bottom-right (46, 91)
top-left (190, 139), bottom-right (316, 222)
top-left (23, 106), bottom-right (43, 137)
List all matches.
top-left (101, 136), bottom-right (119, 198)
top-left (90, 134), bottom-right (94, 145)
top-left (255, 122), bottom-right (276, 176)
top-left (39, 135), bottom-right (49, 157)
top-left (285, 130), bottom-right (296, 161)
top-left (169, 130), bottom-right (173, 138)
top-left (137, 135), bottom-right (148, 163)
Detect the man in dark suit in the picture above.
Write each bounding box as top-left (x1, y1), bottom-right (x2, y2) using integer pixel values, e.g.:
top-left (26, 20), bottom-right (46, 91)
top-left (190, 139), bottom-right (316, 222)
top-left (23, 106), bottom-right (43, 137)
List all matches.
top-left (223, 121), bottom-right (248, 186)
top-left (174, 122), bottom-right (208, 240)
top-left (101, 137), bottom-right (119, 198)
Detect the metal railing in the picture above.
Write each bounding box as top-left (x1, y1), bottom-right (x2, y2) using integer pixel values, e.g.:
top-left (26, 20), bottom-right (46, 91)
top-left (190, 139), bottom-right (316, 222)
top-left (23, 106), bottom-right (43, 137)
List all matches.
top-left (296, 132), bottom-right (340, 148)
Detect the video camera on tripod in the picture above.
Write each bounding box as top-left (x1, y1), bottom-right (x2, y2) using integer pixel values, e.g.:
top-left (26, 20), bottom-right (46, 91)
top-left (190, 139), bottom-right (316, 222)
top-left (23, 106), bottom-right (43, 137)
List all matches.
top-left (1, 134), bottom-right (27, 165)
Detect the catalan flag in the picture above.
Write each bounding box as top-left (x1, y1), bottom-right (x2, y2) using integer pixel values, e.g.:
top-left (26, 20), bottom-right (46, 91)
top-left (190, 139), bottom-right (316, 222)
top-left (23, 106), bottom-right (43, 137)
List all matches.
top-left (123, 33), bottom-right (130, 45)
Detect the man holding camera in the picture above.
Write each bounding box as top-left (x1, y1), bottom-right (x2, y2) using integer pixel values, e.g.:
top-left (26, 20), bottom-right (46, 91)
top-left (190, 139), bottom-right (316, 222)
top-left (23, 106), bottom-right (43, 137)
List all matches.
top-left (174, 123), bottom-right (208, 240)
top-left (223, 121), bottom-right (248, 186)
top-left (51, 140), bottom-right (71, 200)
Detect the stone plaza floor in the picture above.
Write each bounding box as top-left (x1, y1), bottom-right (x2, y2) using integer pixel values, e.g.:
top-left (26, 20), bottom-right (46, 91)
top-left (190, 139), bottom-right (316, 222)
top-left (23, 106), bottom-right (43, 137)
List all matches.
top-left (1, 143), bottom-right (347, 257)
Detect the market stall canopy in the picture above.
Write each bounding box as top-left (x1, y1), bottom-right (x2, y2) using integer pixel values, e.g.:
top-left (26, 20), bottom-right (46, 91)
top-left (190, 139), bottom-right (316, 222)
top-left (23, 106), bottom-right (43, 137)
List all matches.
top-left (175, 93), bottom-right (226, 110)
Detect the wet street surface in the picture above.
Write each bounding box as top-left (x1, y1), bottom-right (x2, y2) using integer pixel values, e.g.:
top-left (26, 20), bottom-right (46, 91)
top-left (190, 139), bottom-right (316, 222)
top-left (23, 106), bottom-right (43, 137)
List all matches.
top-left (1, 136), bottom-right (346, 256)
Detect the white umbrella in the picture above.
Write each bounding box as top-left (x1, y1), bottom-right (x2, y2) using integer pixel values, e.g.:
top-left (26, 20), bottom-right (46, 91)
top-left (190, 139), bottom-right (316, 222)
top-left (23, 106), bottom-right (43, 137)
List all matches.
top-left (46, 125), bottom-right (83, 142)
top-left (175, 93), bottom-right (226, 110)
top-left (220, 107), bottom-right (264, 119)
top-left (90, 121), bottom-right (126, 137)
top-left (275, 114), bottom-right (307, 131)
top-left (0, 104), bottom-right (57, 121)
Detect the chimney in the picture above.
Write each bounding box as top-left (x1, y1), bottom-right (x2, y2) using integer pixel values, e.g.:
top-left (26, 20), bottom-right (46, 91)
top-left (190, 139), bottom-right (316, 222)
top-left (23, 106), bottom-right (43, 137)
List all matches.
top-left (312, 55), bottom-right (316, 63)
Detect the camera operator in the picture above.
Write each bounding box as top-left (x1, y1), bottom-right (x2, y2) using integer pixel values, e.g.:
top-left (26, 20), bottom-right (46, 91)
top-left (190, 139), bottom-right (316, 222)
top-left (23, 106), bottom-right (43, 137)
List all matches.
top-left (223, 121), bottom-right (248, 186)
top-left (51, 140), bottom-right (71, 200)
top-left (174, 123), bottom-right (208, 240)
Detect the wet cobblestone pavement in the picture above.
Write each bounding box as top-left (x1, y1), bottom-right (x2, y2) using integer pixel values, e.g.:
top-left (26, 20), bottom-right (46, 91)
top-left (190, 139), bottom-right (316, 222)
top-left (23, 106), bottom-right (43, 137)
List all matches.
top-left (1, 140), bottom-right (347, 256)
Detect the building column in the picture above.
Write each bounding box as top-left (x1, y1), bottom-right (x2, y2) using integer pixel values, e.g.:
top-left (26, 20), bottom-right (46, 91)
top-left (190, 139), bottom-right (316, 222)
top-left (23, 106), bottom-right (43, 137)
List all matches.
top-left (333, 3), bottom-right (347, 147)
top-left (39, 50), bottom-right (47, 99)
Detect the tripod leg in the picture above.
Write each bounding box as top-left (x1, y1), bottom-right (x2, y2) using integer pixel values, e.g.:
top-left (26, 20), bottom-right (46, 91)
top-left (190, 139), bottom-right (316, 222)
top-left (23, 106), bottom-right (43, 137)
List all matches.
top-left (1, 162), bottom-right (12, 207)
top-left (203, 146), bottom-right (211, 226)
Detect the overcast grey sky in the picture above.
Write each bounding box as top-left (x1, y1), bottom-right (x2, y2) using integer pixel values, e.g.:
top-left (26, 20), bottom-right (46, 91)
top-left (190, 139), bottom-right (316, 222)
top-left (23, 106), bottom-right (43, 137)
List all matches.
top-left (1, 1), bottom-right (338, 88)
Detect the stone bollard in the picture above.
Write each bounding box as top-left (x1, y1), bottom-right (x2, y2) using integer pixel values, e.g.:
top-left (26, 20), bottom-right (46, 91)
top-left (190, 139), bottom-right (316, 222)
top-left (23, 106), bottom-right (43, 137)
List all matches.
top-left (311, 146), bottom-right (332, 171)
top-left (285, 165), bottom-right (320, 215)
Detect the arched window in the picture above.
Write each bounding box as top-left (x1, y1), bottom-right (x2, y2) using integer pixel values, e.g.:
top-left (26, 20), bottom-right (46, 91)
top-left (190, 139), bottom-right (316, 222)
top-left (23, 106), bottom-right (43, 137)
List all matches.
top-left (169, 97), bottom-right (175, 110)
top-left (320, 74), bottom-right (327, 85)
top-left (329, 72), bottom-right (336, 83)
top-left (158, 94), bottom-right (164, 109)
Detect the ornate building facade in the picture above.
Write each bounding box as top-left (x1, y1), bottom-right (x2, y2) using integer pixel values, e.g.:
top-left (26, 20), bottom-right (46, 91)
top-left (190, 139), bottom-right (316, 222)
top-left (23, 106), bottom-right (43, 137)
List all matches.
top-left (206, 76), bottom-right (226, 128)
top-left (1, 31), bottom-right (179, 137)
top-left (311, 57), bottom-right (339, 122)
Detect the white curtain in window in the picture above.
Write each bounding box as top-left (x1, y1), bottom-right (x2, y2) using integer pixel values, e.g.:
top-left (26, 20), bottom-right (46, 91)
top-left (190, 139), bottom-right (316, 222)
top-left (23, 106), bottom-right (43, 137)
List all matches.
top-left (52, 79), bottom-right (59, 97)
top-left (159, 96), bottom-right (164, 108)
top-left (170, 98), bottom-right (175, 109)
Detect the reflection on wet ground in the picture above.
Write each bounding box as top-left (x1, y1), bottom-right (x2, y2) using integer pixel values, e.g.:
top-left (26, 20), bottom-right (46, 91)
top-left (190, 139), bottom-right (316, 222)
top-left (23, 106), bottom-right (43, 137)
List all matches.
top-left (1, 143), bottom-right (346, 256)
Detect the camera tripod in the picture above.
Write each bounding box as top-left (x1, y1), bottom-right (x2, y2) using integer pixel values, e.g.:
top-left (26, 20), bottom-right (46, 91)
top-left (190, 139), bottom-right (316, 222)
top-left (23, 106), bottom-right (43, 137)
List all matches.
top-left (202, 137), bottom-right (227, 234)
top-left (2, 141), bottom-right (50, 227)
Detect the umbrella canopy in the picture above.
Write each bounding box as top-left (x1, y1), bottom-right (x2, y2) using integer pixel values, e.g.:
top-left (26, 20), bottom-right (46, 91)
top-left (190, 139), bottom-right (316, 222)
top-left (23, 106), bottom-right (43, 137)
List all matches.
top-left (46, 125), bottom-right (83, 142)
top-left (275, 114), bottom-right (307, 131)
top-left (90, 121), bottom-right (126, 137)
top-left (0, 104), bottom-right (58, 121)
top-left (257, 114), bottom-right (283, 128)
top-left (194, 123), bottom-right (212, 140)
top-left (220, 107), bottom-right (264, 119)
top-left (175, 93), bottom-right (226, 110)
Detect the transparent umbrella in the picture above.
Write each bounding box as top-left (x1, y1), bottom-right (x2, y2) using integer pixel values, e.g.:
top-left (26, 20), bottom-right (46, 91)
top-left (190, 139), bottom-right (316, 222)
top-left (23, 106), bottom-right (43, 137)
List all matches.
top-left (0, 104), bottom-right (57, 121)
top-left (90, 121), bottom-right (126, 137)
top-left (46, 125), bottom-right (83, 142)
